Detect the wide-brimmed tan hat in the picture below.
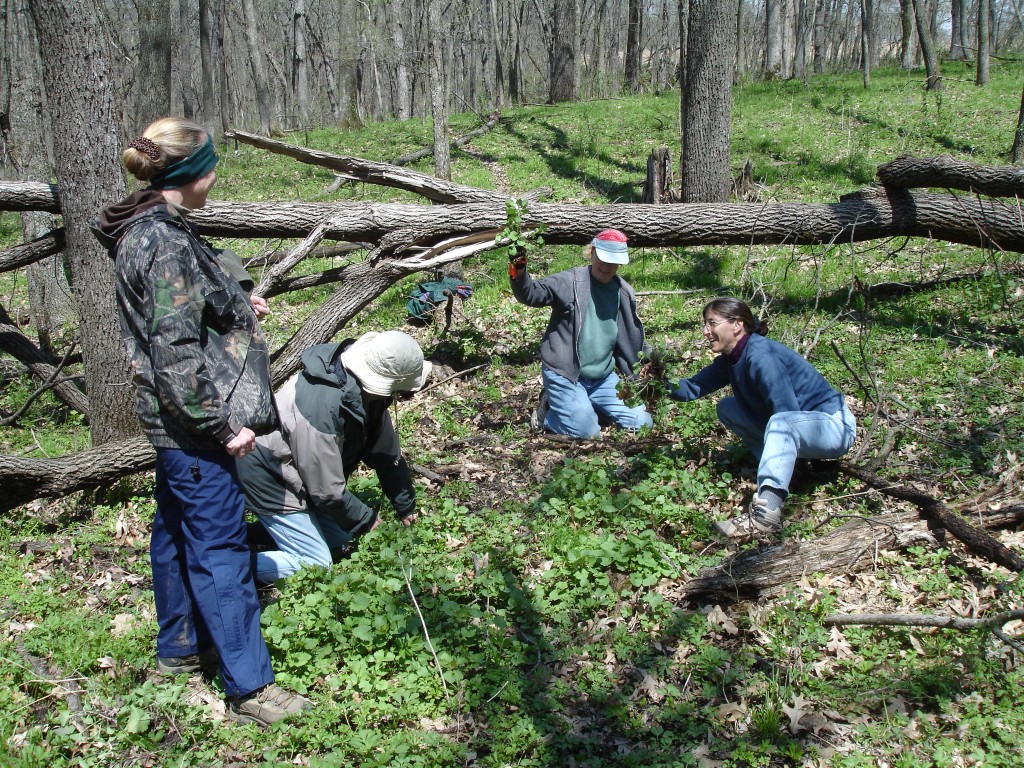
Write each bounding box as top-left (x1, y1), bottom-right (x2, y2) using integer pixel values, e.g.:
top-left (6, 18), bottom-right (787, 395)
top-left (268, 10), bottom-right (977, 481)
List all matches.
top-left (340, 331), bottom-right (431, 396)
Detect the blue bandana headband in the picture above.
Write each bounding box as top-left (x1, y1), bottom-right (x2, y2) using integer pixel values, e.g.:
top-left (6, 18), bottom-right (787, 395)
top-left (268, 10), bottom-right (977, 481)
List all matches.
top-left (149, 136), bottom-right (219, 190)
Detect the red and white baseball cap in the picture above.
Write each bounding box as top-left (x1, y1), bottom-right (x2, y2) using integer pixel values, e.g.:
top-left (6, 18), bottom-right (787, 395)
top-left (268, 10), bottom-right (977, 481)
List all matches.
top-left (592, 229), bottom-right (629, 265)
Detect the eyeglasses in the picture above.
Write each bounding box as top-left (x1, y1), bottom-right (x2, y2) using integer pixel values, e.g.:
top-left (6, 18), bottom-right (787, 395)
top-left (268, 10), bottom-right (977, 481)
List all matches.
top-left (702, 317), bottom-right (730, 330)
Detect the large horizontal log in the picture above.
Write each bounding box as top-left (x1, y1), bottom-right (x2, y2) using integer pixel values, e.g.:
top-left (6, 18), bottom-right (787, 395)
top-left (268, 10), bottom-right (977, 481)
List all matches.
top-left (878, 155), bottom-right (1024, 197)
top-left (0, 181), bottom-right (61, 213)
top-left (0, 437), bottom-right (155, 513)
top-left (186, 187), bottom-right (1024, 253)
top-left (4, 182), bottom-right (1024, 254)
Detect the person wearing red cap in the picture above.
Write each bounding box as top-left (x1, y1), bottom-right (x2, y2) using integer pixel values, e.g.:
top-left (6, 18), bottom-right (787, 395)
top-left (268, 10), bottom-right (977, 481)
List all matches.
top-left (509, 229), bottom-right (653, 438)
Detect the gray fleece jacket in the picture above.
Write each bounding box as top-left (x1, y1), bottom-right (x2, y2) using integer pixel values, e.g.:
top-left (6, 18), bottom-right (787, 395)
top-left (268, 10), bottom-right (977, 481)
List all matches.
top-left (510, 264), bottom-right (648, 382)
top-left (236, 342), bottom-right (415, 534)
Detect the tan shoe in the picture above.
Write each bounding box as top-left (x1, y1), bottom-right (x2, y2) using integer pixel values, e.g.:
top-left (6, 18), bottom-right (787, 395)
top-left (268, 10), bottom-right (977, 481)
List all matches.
top-left (714, 495), bottom-right (783, 539)
top-left (227, 683), bottom-right (312, 728)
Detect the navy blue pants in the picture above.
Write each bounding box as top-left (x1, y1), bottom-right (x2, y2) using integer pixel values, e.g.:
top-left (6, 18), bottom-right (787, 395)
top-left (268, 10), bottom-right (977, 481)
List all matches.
top-left (152, 448), bottom-right (274, 698)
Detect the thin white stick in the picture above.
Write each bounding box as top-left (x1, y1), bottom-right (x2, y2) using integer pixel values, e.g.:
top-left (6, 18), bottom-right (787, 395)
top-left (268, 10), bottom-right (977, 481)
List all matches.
top-left (398, 549), bottom-right (450, 701)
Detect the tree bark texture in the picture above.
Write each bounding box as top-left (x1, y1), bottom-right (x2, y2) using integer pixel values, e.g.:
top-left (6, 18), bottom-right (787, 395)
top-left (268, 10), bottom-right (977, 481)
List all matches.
top-left (548, 0), bottom-right (578, 103)
top-left (0, 437), bottom-right (156, 513)
top-left (911, 0), bottom-right (942, 90)
top-left (5, 181), bottom-right (1024, 255)
top-left (0, 303), bottom-right (92, 417)
top-left (681, 0), bottom-right (738, 202)
top-left (0, 229), bottom-right (64, 273)
top-left (876, 155), bottom-right (1024, 197)
top-left (27, 0), bottom-right (139, 446)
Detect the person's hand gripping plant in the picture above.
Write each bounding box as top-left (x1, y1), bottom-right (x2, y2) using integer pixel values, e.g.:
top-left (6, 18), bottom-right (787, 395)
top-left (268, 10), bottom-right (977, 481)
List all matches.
top-left (498, 199), bottom-right (546, 279)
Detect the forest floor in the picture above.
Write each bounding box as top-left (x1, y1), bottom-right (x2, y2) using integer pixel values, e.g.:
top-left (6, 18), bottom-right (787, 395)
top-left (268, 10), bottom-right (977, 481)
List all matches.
top-left (2, 65), bottom-right (1024, 767)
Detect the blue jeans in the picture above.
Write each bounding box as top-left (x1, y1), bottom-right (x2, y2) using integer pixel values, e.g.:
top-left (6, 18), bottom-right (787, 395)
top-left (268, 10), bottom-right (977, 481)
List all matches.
top-left (254, 507), bottom-right (357, 582)
top-left (542, 366), bottom-right (653, 439)
top-left (152, 448), bottom-right (274, 698)
top-left (716, 397), bottom-right (856, 495)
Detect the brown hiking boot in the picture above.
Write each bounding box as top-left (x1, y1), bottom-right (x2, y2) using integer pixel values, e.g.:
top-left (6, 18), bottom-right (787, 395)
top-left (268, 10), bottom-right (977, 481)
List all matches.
top-left (227, 683), bottom-right (312, 728)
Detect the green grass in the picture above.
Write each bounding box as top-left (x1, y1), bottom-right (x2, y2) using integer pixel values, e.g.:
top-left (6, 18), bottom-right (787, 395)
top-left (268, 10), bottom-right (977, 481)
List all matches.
top-left (2, 63), bottom-right (1024, 766)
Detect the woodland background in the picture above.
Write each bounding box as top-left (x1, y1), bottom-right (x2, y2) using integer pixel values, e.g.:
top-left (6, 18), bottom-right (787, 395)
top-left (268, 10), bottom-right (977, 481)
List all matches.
top-left (1, 1), bottom-right (1024, 766)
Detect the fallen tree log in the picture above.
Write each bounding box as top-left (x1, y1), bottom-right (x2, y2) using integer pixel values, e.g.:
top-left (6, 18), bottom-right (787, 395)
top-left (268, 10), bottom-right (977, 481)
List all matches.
top-left (677, 503), bottom-right (1024, 602)
top-left (0, 305), bottom-right (91, 417)
top-left (877, 155), bottom-right (1024, 197)
top-left (391, 110), bottom-right (502, 166)
top-left (678, 513), bottom-right (928, 601)
top-left (182, 187), bottom-right (1024, 253)
top-left (4, 183), bottom-right (1024, 256)
top-left (225, 129), bottom-right (548, 205)
top-left (0, 228), bottom-right (65, 274)
top-left (0, 181), bottom-right (61, 213)
top-left (0, 437), bottom-right (155, 513)
top-left (837, 461), bottom-right (1024, 573)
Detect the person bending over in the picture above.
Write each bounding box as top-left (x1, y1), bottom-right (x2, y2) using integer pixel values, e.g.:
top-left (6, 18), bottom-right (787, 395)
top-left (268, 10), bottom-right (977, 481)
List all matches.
top-left (667, 297), bottom-right (856, 539)
top-left (237, 331), bottom-right (429, 582)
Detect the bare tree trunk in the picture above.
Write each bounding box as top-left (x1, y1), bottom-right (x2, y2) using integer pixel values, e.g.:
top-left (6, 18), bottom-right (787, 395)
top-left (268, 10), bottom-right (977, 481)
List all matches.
top-left (241, 0), bottom-right (274, 133)
top-left (899, 0), bottom-right (916, 69)
top-left (813, 0), bottom-right (827, 73)
top-left (764, 0), bottom-right (784, 78)
top-left (682, 0), bottom-right (738, 202)
top-left (198, 0), bottom-right (219, 135)
top-left (338, 0), bottom-right (360, 125)
top-left (860, 0), bottom-right (872, 88)
top-left (1, 0), bottom-right (76, 356)
top-left (1012, 77), bottom-right (1024, 164)
top-left (292, 0), bottom-right (310, 122)
top-left (136, 0), bottom-right (173, 125)
top-left (735, 0), bottom-right (747, 80)
top-left (624, 0), bottom-right (642, 91)
top-left (488, 0), bottom-right (505, 106)
top-left (677, 0), bottom-right (688, 194)
top-left (912, 0), bottom-right (942, 91)
top-left (216, 0), bottom-right (231, 135)
top-left (394, 0), bottom-right (412, 119)
top-left (950, 0), bottom-right (966, 59)
top-left (27, 0), bottom-right (139, 445)
top-left (548, 0), bottom-right (579, 103)
top-left (977, 0), bottom-right (991, 86)
top-left (793, 0), bottom-right (812, 82)
top-left (427, 0), bottom-right (450, 179)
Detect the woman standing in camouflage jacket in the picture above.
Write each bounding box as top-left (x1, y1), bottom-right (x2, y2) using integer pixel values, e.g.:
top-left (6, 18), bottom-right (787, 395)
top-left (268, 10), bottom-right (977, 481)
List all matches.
top-left (94, 117), bottom-right (307, 728)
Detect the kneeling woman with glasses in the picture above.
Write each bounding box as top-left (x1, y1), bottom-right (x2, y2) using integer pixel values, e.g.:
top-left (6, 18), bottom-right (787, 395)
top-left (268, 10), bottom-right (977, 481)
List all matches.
top-left (667, 297), bottom-right (856, 539)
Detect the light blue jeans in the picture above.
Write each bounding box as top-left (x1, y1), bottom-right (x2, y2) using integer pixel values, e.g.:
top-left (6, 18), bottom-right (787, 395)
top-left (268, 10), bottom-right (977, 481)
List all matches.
top-left (254, 509), bottom-right (357, 583)
top-left (716, 396), bottom-right (856, 495)
top-left (542, 366), bottom-right (653, 439)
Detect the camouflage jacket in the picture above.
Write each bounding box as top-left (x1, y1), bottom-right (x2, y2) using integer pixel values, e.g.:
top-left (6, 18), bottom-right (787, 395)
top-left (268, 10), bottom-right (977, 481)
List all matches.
top-left (93, 195), bottom-right (276, 450)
